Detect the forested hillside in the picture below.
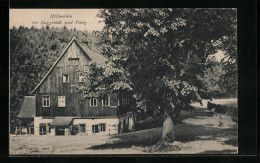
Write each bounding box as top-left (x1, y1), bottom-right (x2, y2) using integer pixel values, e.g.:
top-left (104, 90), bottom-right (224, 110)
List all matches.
top-left (9, 26), bottom-right (102, 133)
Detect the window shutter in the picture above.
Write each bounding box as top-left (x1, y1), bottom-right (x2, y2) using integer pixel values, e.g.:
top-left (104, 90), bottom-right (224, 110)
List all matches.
top-left (58, 96), bottom-right (66, 107)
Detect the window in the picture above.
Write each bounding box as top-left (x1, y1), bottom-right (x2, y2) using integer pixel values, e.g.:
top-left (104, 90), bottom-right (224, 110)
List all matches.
top-left (42, 96), bottom-right (50, 107)
top-left (102, 96), bottom-right (110, 107)
top-left (92, 124), bottom-right (99, 133)
top-left (79, 124), bottom-right (85, 133)
top-left (89, 97), bottom-right (97, 107)
top-left (79, 75), bottom-right (85, 82)
top-left (58, 96), bottom-right (66, 107)
top-left (63, 74), bottom-right (69, 83)
top-left (99, 124), bottom-right (106, 132)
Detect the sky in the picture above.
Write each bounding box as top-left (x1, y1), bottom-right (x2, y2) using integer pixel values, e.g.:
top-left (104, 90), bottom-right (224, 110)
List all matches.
top-left (10, 9), bottom-right (105, 31)
top-left (10, 9), bottom-right (225, 61)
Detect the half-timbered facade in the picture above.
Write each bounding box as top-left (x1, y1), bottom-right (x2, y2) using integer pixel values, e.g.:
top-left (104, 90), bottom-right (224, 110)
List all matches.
top-left (19, 37), bottom-right (135, 136)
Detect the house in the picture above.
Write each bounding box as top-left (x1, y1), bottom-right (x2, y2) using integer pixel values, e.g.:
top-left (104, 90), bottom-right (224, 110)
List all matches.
top-left (16, 96), bottom-right (35, 135)
top-left (18, 37), bottom-right (135, 136)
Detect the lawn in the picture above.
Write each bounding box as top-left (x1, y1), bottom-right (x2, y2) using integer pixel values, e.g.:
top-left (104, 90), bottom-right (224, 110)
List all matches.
top-left (10, 99), bottom-right (238, 154)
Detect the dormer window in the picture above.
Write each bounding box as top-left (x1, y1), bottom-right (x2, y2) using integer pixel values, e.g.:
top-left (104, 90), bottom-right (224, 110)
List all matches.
top-left (63, 74), bottom-right (69, 83)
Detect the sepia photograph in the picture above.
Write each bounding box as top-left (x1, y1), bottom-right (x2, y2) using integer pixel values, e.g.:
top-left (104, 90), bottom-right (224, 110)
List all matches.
top-left (9, 8), bottom-right (238, 155)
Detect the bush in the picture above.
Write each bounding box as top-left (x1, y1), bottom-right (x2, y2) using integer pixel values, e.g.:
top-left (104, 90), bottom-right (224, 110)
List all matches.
top-left (208, 101), bottom-right (237, 117)
top-left (135, 117), bottom-right (163, 131)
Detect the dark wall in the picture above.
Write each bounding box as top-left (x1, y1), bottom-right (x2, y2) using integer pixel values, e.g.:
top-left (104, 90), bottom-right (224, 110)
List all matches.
top-left (35, 41), bottom-right (119, 117)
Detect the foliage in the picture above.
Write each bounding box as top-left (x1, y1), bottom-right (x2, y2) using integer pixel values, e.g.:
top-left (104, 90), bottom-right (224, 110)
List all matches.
top-left (198, 57), bottom-right (227, 99)
top-left (93, 9), bottom-right (237, 120)
top-left (220, 35), bottom-right (237, 96)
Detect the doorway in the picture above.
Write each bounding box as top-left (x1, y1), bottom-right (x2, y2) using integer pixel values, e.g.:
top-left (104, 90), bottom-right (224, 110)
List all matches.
top-left (39, 123), bottom-right (46, 135)
top-left (55, 126), bottom-right (65, 135)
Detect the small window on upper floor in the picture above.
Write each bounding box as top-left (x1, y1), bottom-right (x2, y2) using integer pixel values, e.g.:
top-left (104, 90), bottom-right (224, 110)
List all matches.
top-left (42, 96), bottom-right (50, 107)
top-left (90, 97), bottom-right (97, 107)
top-left (79, 74), bottom-right (86, 83)
top-left (58, 96), bottom-right (66, 107)
top-left (63, 74), bottom-right (69, 83)
top-left (102, 96), bottom-right (110, 107)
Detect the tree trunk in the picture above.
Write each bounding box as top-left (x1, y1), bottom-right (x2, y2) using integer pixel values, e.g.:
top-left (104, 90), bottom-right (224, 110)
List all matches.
top-left (162, 114), bottom-right (174, 139)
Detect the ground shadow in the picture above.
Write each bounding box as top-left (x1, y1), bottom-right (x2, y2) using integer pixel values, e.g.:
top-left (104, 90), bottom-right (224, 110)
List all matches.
top-left (88, 121), bottom-right (237, 150)
top-left (174, 123), bottom-right (237, 143)
top-left (198, 149), bottom-right (237, 154)
top-left (87, 128), bottom-right (162, 150)
top-left (88, 107), bottom-right (237, 151)
top-left (179, 109), bottom-right (213, 120)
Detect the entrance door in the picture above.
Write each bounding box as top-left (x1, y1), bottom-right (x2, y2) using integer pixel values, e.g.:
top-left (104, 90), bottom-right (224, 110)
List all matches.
top-left (30, 127), bottom-right (34, 134)
top-left (39, 123), bottom-right (46, 135)
top-left (55, 126), bottom-right (65, 135)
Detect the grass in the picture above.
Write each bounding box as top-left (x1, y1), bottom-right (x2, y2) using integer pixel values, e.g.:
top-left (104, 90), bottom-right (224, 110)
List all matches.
top-left (88, 127), bottom-right (163, 149)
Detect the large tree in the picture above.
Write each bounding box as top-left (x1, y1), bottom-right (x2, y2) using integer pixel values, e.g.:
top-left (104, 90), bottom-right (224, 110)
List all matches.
top-left (78, 9), bottom-right (237, 140)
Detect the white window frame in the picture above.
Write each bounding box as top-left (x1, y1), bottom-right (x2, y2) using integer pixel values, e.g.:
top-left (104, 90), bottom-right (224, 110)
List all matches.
top-left (99, 123), bottom-right (106, 132)
top-left (92, 124), bottom-right (99, 133)
top-left (62, 74), bottom-right (69, 83)
top-left (42, 96), bottom-right (50, 107)
top-left (79, 74), bottom-right (86, 83)
top-left (58, 96), bottom-right (66, 107)
top-left (102, 96), bottom-right (110, 107)
top-left (89, 97), bottom-right (97, 107)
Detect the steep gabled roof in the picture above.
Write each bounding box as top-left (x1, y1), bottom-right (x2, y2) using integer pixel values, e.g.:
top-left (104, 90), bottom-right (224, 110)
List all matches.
top-left (76, 40), bottom-right (107, 65)
top-left (17, 96), bottom-right (36, 118)
top-left (30, 37), bottom-right (107, 94)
